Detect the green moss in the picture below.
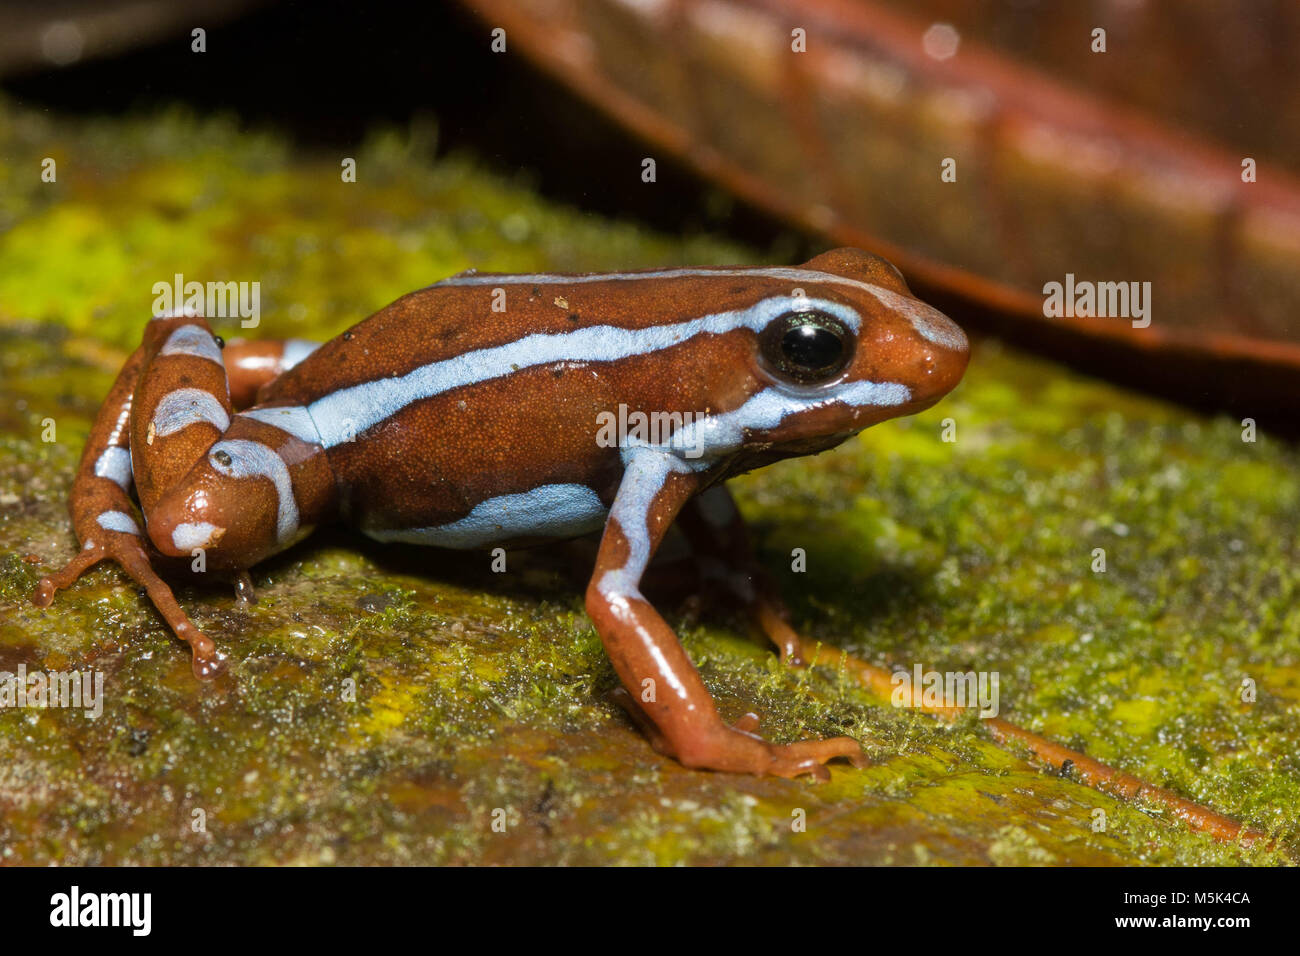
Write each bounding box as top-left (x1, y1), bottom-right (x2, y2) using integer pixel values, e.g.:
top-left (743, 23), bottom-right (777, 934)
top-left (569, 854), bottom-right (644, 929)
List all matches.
top-left (0, 98), bottom-right (1296, 864)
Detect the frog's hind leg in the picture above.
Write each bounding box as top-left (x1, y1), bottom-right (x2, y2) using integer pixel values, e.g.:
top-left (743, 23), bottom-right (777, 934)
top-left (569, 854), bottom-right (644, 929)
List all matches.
top-left (222, 337), bottom-right (319, 408)
top-left (676, 484), bottom-right (809, 665)
top-left (32, 316), bottom-right (240, 678)
top-left (32, 345), bottom-right (147, 605)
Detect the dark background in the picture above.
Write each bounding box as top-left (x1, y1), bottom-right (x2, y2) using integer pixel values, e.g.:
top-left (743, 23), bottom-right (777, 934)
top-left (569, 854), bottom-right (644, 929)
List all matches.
top-left (5, 0), bottom-right (1298, 429)
top-left (2, 0), bottom-right (813, 257)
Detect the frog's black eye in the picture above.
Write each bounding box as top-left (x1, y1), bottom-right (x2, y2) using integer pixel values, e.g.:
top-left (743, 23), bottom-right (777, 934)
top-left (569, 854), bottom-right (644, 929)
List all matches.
top-left (759, 311), bottom-right (853, 383)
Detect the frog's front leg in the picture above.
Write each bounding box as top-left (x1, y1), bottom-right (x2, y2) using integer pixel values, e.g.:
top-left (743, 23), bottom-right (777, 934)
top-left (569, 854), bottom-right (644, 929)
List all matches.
top-left (587, 450), bottom-right (865, 780)
top-left (33, 317), bottom-right (331, 678)
top-left (33, 318), bottom-right (232, 675)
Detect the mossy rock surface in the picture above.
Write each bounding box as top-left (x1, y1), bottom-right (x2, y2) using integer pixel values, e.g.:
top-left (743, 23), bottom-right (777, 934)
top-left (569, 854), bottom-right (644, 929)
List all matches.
top-left (0, 101), bottom-right (1296, 865)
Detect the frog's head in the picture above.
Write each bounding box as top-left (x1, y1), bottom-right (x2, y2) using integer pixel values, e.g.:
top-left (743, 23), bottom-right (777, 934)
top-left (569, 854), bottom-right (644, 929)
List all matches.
top-left (700, 248), bottom-right (969, 468)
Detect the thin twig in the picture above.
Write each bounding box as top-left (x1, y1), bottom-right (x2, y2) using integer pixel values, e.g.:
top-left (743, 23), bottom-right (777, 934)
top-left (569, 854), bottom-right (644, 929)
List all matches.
top-left (811, 639), bottom-right (1269, 847)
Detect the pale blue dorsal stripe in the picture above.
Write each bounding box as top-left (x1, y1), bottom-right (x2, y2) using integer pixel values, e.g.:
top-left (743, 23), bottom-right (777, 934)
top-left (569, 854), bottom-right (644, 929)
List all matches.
top-left (437, 266), bottom-right (967, 353)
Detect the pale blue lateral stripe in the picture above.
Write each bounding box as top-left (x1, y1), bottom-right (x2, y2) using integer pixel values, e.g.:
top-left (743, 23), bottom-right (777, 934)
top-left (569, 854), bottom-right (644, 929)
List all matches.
top-left (364, 484), bottom-right (607, 549)
top-left (360, 378), bottom-right (911, 551)
top-left (650, 379), bottom-right (911, 468)
top-left (239, 406), bottom-right (324, 446)
top-left (597, 380), bottom-right (911, 600)
top-left (307, 296), bottom-right (859, 448)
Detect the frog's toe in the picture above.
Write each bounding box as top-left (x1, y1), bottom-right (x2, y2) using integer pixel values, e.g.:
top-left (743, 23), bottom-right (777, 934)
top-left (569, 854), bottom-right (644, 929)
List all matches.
top-left (732, 712), bottom-right (762, 735)
top-left (766, 736), bottom-right (869, 779)
top-left (31, 538), bottom-right (112, 607)
top-left (33, 531), bottom-right (223, 681)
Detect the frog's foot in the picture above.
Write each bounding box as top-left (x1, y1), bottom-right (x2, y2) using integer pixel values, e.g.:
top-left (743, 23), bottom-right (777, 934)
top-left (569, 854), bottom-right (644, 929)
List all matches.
top-left (752, 601), bottom-right (808, 667)
top-left (686, 723), bottom-right (867, 781)
top-left (32, 533), bottom-right (221, 679)
top-left (608, 687), bottom-right (865, 780)
top-left (232, 569), bottom-right (258, 607)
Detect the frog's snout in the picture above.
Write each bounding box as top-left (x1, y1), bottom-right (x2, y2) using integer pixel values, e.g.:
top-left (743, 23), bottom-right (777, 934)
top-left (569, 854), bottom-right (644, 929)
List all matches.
top-left (896, 295), bottom-right (968, 404)
top-left (916, 339), bottom-right (969, 406)
top-left (855, 289), bottom-right (968, 409)
top-left (145, 487), bottom-right (227, 560)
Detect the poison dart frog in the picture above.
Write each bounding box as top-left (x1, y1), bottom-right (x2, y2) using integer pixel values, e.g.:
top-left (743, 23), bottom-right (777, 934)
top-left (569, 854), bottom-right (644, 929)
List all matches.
top-left (33, 248), bottom-right (968, 779)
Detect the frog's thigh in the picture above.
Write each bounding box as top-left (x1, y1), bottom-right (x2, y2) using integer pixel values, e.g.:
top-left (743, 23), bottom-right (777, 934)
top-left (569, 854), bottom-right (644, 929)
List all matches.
top-left (223, 338), bottom-right (320, 408)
